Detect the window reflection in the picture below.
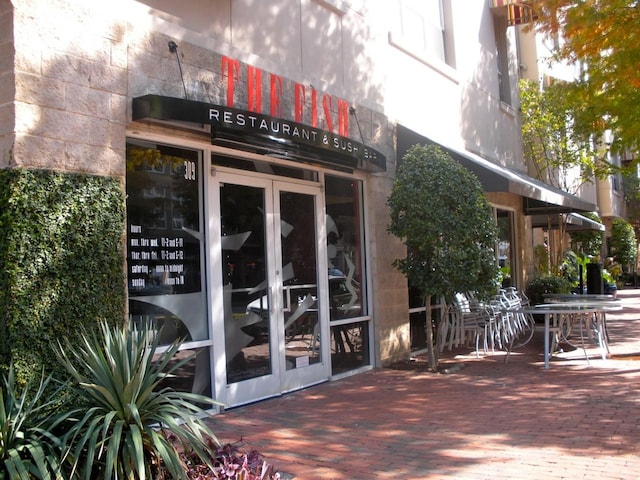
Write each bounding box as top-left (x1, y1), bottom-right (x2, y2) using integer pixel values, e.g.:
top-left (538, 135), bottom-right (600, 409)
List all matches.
top-left (497, 209), bottom-right (515, 288)
top-left (126, 140), bottom-right (210, 397)
top-left (325, 175), bottom-right (366, 320)
top-left (330, 321), bottom-right (369, 374)
top-left (130, 303), bottom-right (192, 344)
top-left (153, 347), bottom-right (212, 399)
top-left (325, 175), bottom-right (370, 373)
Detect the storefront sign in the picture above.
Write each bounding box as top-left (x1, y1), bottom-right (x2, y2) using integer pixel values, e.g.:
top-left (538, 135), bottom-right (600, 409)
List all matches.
top-left (133, 51), bottom-right (387, 171)
top-left (133, 94), bottom-right (386, 172)
top-left (221, 56), bottom-right (350, 136)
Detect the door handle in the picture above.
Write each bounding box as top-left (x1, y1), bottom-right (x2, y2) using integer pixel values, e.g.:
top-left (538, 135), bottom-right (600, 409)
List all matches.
top-left (270, 286), bottom-right (276, 316)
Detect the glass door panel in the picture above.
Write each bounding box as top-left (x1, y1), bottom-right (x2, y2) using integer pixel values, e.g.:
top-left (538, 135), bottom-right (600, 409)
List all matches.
top-left (279, 190), bottom-right (321, 371)
top-left (275, 181), bottom-right (329, 393)
top-left (497, 209), bottom-right (515, 288)
top-left (212, 171), bottom-right (329, 407)
top-left (220, 183), bottom-right (273, 385)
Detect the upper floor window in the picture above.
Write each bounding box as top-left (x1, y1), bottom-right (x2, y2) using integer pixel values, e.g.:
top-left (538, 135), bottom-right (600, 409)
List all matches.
top-left (390, 0), bottom-right (455, 69)
top-left (402, 0), bottom-right (444, 61)
top-left (610, 153), bottom-right (622, 193)
top-left (493, 13), bottom-right (511, 105)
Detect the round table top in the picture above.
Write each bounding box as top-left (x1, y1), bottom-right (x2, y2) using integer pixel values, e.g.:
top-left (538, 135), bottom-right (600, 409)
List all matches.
top-left (516, 303), bottom-right (623, 314)
top-left (543, 294), bottom-right (615, 302)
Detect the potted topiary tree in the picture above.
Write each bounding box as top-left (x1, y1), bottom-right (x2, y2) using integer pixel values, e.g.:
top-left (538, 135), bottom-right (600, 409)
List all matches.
top-left (387, 144), bottom-right (499, 371)
top-left (610, 218), bottom-right (638, 274)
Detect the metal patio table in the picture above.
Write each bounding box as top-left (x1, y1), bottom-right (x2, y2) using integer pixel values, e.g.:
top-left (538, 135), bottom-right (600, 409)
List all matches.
top-left (514, 301), bottom-right (622, 369)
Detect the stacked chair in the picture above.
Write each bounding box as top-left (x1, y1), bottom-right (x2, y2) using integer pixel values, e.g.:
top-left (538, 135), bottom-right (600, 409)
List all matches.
top-left (440, 288), bottom-right (535, 356)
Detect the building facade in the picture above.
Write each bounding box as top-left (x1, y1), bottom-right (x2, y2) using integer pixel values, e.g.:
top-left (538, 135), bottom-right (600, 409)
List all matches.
top-left (1, 0), bottom-right (596, 408)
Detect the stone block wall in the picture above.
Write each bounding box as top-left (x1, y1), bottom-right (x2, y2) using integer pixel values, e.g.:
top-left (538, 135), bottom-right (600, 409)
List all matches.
top-left (8, 0), bottom-right (128, 177)
top-left (0, 2), bottom-right (15, 169)
top-left (368, 170), bottom-right (410, 367)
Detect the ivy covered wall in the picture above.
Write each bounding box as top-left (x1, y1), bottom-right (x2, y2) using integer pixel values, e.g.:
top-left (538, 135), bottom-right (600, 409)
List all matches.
top-left (0, 169), bottom-right (126, 386)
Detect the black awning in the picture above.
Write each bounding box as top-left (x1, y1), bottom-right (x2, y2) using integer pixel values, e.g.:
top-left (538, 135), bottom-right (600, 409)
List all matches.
top-left (531, 213), bottom-right (605, 232)
top-left (397, 125), bottom-right (596, 214)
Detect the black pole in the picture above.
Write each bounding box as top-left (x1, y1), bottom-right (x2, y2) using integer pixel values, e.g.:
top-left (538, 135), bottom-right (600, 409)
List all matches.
top-left (579, 264), bottom-right (584, 294)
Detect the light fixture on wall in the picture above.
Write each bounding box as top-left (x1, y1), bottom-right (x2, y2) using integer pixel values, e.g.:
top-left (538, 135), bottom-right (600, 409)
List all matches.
top-left (168, 40), bottom-right (188, 100)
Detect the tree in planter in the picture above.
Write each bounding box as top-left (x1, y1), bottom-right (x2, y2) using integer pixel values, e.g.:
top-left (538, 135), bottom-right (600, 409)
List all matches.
top-left (387, 145), bottom-right (499, 371)
top-left (609, 218), bottom-right (638, 273)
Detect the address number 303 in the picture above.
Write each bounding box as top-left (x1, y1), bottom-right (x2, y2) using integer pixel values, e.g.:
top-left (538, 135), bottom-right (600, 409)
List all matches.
top-left (184, 160), bottom-right (197, 181)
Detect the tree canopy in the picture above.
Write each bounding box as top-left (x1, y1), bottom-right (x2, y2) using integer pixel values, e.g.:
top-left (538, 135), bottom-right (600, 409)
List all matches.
top-left (519, 78), bottom-right (604, 192)
top-left (532, 0), bottom-right (640, 157)
top-left (387, 144), bottom-right (499, 301)
top-left (610, 218), bottom-right (638, 270)
top-left (387, 144), bottom-right (499, 370)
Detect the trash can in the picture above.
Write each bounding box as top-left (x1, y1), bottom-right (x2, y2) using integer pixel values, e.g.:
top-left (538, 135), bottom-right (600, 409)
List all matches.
top-left (586, 263), bottom-right (603, 294)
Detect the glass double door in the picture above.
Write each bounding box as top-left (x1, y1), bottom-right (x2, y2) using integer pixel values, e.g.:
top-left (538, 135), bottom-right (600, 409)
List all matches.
top-left (211, 172), bottom-right (330, 407)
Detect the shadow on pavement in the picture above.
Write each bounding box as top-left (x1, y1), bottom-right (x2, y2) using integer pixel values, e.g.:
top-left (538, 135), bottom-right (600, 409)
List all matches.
top-left (209, 288), bottom-right (640, 479)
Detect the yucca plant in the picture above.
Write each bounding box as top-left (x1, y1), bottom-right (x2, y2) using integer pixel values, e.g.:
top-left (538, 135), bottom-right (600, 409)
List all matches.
top-left (57, 321), bottom-right (222, 480)
top-left (0, 365), bottom-right (68, 480)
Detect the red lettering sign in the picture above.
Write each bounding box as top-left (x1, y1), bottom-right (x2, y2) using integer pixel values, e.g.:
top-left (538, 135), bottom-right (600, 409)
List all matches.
top-left (221, 56), bottom-right (240, 107)
top-left (294, 83), bottom-right (305, 123)
top-left (322, 94), bottom-right (333, 132)
top-left (337, 99), bottom-right (349, 137)
top-left (270, 74), bottom-right (283, 117)
top-left (247, 66), bottom-right (262, 113)
top-left (311, 87), bottom-right (318, 128)
top-left (221, 54), bottom-right (350, 135)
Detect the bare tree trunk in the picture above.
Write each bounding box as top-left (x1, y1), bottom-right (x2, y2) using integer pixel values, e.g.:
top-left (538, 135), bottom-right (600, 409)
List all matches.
top-left (425, 295), bottom-right (438, 371)
top-left (546, 215), bottom-right (568, 274)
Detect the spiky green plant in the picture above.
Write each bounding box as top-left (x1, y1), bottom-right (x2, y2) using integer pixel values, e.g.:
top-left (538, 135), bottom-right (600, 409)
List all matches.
top-left (57, 321), bottom-right (222, 480)
top-left (0, 365), bottom-right (67, 480)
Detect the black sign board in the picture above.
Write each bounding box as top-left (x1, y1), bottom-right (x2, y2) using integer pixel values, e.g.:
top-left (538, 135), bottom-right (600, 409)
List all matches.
top-left (132, 95), bottom-right (386, 173)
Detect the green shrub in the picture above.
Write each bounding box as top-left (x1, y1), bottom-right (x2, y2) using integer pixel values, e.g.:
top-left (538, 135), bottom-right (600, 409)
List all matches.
top-left (525, 275), bottom-right (574, 305)
top-left (0, 168), bottom-right (125, 388)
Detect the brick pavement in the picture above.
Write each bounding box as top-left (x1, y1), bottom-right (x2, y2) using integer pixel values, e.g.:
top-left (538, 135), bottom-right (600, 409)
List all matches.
top-left (207, 289), bottom-right (640, 479)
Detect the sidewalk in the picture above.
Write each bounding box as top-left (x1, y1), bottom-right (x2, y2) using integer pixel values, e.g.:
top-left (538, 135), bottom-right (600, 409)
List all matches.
top-left (208, 289), bottom-right (640, 479)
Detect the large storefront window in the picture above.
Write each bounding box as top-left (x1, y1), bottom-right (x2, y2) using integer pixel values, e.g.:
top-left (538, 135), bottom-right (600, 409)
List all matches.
top-left (125, 140), bottom-right (210, 396)
top-left (325, 175), bottom-right (370, 374)
top-left (497, 209), bottom-right (515, 288)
